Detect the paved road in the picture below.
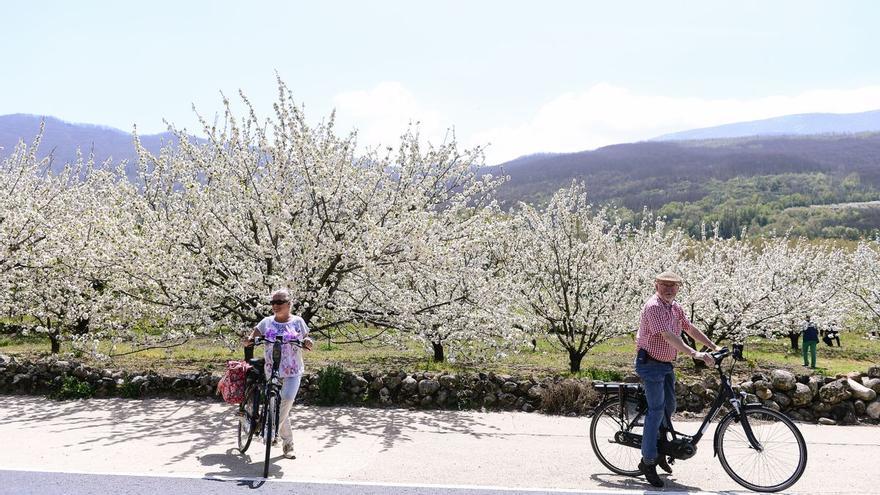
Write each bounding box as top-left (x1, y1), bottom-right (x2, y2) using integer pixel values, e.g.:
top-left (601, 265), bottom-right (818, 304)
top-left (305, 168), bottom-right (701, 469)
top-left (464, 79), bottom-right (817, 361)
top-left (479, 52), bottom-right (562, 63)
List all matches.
top-left (1, 395), bottom-right (877, 494)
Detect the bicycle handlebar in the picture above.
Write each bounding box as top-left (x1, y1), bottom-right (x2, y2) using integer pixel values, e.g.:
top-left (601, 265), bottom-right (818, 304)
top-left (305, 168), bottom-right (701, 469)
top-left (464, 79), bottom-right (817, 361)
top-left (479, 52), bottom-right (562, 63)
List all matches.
top-left (709, 344), bottom-right (745, 368)
top-left (252, 336), bottom-right (304, 347)
top-left (710, 347), bottom-right (730, 361)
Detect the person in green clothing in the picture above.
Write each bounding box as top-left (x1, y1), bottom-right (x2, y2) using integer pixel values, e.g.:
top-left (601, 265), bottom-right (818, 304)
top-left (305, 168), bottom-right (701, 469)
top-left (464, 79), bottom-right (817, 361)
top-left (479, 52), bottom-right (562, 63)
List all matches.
top-left (802, 316), bottom-right (820, 368)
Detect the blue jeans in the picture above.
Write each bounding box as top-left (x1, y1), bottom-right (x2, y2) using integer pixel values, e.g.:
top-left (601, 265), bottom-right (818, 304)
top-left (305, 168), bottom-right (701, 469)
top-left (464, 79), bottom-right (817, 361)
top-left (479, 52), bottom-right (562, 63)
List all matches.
top-left (635, 350), bottom-right (676, 463)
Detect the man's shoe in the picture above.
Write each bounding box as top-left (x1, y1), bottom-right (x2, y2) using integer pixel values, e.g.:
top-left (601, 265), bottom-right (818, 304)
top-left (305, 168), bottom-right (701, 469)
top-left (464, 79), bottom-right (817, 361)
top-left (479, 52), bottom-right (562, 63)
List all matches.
top-left (638, 460), bottom-right (664, 488)
top-left (656, 455), bottom-right (673, 474)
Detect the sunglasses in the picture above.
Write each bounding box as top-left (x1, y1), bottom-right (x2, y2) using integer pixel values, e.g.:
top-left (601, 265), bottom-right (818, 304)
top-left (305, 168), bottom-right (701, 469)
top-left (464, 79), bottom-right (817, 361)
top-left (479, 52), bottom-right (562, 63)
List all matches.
top-left (269, 299), bottom-right (289, 306)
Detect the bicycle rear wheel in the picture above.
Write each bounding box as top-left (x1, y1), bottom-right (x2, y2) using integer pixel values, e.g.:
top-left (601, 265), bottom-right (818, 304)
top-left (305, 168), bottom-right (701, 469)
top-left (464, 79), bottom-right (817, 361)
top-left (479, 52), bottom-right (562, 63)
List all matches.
top-left (716, 406), bottom-right (807, 492)
top-left (263, 394), bottom-right (277, 478)
top-left (589, 397), bottom-right (644, 476)
top-left (237, 384), bottom-right (259, 453)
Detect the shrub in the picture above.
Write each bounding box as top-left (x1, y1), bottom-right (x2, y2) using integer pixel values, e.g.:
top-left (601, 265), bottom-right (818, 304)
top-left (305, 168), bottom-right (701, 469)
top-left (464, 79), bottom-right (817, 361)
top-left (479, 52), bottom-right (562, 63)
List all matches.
top-left (315, 364), bottom-right (345, 406)
top-left (541, 379), bottom-right (598, 415)
top-left (582, 367), bottom-right (623, 382)
top-left (118, 379), bottom-right (142, 399)
top-left (51, 376), bottom-right (94, 400)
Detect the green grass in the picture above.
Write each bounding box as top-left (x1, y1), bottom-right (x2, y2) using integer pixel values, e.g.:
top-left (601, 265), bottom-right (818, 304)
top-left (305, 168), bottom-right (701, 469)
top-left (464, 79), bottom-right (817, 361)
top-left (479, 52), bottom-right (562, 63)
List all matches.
top-left (3, 330), bottom-right (878, 380)
top-left (743, 334), bottom-right (879, 377)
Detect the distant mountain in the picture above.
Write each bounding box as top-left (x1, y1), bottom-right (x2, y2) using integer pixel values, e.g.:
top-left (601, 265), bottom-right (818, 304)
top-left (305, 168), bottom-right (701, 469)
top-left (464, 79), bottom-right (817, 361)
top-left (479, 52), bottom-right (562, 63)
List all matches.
top-left (654, 110), bottom-right (880, 141)
top-left (0, 114), bottom-right (196, 179)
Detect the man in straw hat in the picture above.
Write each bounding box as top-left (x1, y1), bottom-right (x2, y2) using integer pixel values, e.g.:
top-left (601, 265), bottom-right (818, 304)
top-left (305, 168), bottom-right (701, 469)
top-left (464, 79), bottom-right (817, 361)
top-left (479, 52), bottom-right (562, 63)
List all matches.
top-left (634, 270), bottom-right (719, 488)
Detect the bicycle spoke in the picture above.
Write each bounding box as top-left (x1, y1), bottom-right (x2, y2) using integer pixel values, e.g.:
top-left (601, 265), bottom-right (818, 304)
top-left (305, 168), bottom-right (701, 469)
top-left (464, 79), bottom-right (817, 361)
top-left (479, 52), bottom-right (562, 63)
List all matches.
top-left (717, 407), bottom-right (806, 492)
top-left (590, 397), bottom-right (643, 476)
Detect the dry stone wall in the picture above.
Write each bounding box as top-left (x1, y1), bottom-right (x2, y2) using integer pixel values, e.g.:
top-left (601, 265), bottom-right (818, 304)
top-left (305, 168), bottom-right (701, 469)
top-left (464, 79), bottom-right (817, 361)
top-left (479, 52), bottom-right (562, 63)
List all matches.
top-left (1, 354), bottom-right (878, 425)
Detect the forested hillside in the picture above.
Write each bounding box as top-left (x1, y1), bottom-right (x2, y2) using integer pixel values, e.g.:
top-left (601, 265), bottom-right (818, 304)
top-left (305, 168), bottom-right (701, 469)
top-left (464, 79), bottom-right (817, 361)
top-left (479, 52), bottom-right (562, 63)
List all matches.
top-left (485, 134), bottom-right (880, 238)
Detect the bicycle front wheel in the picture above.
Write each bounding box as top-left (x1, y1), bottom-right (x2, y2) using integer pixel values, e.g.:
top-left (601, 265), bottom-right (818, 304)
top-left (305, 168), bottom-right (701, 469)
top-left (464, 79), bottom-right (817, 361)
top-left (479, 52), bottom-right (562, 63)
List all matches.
top-left (263, 394), bottom-right (277, 478)
top-left (716, 406), bottom-right (807, 492)
top-left (237, 384), bottom-right (259, 453)
top-left (589, 397), bottom-right (643, 476)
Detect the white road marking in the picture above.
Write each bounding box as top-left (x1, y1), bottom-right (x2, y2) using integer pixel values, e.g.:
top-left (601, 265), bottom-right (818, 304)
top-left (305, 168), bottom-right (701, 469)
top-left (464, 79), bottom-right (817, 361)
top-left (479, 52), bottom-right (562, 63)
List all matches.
top-left (0, 467), bottom-right (732, 494)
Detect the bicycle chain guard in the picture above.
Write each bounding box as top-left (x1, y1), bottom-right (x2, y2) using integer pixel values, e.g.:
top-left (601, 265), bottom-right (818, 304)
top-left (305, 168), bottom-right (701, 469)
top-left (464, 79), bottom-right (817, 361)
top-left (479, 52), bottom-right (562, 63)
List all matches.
top-left (614, 432), bottom-right (698, 460)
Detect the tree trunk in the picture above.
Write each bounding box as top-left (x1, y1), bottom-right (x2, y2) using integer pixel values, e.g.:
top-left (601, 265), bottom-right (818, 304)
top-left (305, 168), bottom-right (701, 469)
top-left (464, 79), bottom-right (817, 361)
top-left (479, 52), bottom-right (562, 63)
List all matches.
top-left (568, 348), bottom-right (586, 372)
top-left (74, 317), bottom-right (90, 335)
top-left (49, 319), bottom-right (61, 354)
top-left (431, 341), bottom-right (445, 362)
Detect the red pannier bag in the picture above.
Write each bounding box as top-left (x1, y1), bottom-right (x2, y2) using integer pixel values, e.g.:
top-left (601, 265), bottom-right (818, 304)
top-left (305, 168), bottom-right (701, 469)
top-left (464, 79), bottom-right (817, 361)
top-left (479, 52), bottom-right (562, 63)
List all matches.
top-left (217, 360), bottom-right (251, 404)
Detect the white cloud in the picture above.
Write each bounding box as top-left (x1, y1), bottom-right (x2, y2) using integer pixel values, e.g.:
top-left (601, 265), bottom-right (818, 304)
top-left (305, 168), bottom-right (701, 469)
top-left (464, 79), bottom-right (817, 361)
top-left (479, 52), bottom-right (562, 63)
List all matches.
top-left (333, 82), bottom-right (880, 165)
top-left (472, 83), bottom-right (880, 164)
top-left (332, 82), bottom-right (449, 150)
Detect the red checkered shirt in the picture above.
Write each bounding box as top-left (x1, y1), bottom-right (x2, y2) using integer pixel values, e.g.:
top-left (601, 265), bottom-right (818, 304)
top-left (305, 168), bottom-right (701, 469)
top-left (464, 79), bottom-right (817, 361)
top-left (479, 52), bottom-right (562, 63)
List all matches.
top-left (636, 294), bottom-right (695, 362)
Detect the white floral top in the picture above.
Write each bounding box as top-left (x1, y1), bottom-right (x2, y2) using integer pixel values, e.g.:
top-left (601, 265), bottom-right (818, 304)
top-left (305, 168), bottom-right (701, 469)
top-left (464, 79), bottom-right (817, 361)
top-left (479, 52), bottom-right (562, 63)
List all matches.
top-left (256, 315), bottom-right (310, 378)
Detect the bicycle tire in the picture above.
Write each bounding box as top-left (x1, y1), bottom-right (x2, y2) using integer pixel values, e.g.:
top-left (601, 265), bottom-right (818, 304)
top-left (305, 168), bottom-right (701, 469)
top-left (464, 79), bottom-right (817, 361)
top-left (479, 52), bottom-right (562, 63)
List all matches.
top-left (263, 394), bottom-right (277, 478)
top-left (716, 406), bottom-right (807, 492)
top-left (237, 384), bottom-right (259, 453)
top-left (589, 396), bottom-right (644, 476)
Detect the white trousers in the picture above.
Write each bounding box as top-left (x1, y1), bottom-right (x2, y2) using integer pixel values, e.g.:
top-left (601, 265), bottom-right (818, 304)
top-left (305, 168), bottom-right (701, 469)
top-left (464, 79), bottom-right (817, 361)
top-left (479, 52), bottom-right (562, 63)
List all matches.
top-left (278, 374), bottom-right (302, 445)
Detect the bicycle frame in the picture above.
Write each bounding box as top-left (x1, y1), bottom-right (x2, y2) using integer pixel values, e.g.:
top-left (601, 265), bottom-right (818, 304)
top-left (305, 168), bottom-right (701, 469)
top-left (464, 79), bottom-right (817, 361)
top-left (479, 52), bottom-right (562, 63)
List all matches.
top-left (251, 337), bottom-right (303, 443)
top-left (601, 346), bottom-right (764, 458)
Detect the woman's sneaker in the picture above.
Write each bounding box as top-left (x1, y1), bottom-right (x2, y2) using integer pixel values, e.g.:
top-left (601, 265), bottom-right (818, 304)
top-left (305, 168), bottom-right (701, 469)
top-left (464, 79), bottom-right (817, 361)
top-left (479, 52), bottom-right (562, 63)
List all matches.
top-left (282, 441), bottom-right (295, 459)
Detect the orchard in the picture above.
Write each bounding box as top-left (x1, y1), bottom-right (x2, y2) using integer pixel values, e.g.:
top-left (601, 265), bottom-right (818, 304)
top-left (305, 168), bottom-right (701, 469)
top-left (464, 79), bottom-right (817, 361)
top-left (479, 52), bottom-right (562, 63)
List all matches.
top-left (1, 81), bottom-right (875, 372)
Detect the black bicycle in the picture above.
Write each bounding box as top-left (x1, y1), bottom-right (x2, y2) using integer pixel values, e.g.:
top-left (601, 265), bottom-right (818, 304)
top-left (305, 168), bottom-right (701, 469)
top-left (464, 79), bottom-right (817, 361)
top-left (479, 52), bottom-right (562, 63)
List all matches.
top-left (589, 345), bottom-right (807, 492)
top-left (237, 336), bottom-right (302, 478)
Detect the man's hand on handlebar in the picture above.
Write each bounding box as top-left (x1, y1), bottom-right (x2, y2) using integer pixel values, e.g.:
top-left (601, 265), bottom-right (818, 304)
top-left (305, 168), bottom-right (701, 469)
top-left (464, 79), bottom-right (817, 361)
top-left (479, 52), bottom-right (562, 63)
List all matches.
top-left (693, 350), bottom-right (716, 366)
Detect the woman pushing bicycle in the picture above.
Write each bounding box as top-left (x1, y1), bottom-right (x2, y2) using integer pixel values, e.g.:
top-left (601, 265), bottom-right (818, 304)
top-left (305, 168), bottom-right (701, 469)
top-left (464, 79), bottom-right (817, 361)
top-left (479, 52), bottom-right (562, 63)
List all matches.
top-left (635, 271), bottom-right (720, 488)
top-left (245, 288), bottom-right (314, 459)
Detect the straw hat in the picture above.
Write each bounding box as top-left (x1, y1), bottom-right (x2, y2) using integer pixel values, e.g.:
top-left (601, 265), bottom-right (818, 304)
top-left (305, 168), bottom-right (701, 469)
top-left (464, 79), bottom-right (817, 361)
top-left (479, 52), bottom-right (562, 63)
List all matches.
top-left (655, 271), bottom-right (683, 284)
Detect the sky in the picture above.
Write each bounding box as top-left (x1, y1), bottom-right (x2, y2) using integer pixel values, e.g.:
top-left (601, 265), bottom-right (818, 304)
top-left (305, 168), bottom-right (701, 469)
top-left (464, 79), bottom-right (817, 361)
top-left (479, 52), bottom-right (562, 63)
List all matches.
top-left (3, 0), bottom-right (880, 164)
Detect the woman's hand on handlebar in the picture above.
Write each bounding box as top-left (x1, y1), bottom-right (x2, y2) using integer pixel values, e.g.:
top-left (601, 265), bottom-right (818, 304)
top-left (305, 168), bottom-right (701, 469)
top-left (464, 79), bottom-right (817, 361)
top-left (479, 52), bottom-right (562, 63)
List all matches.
top-left (242, 328), bottom-right (259, 347)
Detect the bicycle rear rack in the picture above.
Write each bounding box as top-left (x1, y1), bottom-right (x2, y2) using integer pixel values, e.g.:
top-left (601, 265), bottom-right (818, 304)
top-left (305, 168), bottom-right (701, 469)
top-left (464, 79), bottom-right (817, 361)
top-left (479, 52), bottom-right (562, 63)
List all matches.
top-left (591, 381), bottom-right (642, 418)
